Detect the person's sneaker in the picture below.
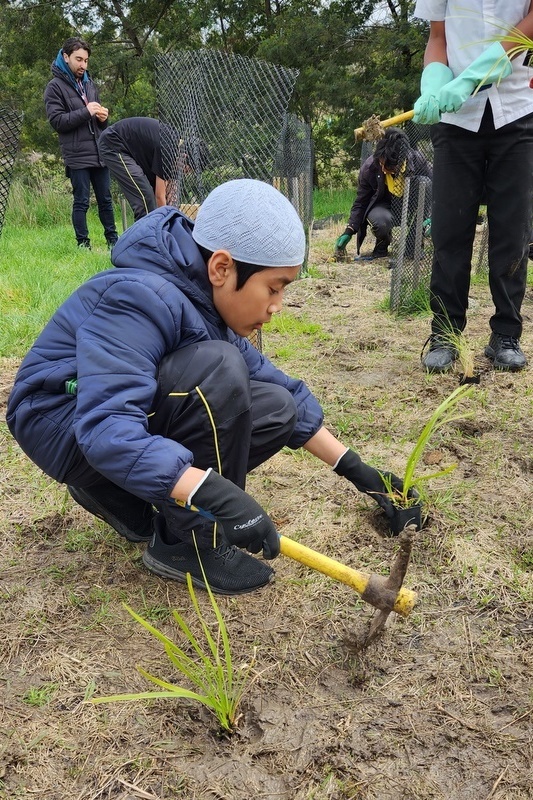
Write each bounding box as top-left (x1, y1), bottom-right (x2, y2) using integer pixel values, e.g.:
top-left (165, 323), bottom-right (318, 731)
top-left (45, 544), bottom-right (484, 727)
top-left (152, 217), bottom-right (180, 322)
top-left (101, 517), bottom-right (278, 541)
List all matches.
top-left (68, 485), bottom-right (154, 542)
top-left (484, 332), bottom-right (527, 371)
top-left (77, 239), bottom-right (92, 250)
top-left (142, 523), bottom-right (275, 595)
top-left (107, 237), bottom-right (119, 250)
top-left (421, 335), bottom-right (458, 373)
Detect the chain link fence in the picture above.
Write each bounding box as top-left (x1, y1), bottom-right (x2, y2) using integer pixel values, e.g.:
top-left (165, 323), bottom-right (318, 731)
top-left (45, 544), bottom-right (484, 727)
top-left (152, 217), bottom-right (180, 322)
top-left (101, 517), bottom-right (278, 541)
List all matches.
top-left (0, 106), bottom-right (23, 240)
top-left (155, 49), bottom-right (312, 225)
top-left (155, 49), bottom-right (313, 349)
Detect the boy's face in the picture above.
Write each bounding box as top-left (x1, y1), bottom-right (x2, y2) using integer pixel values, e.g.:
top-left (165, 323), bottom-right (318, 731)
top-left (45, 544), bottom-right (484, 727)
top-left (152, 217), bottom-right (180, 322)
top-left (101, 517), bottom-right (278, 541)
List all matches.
top-left (208, 251), bottom-right (300, 337)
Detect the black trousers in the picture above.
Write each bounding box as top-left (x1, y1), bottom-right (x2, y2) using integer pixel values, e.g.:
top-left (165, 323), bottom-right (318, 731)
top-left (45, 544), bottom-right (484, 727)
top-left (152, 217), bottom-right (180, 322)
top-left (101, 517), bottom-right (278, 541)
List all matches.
top-left (97, 133), bottom-right (157, 221)
top-left (69, 341), bottom-right (298, 546)
top-left (429, 105), bottom-right (533, 338)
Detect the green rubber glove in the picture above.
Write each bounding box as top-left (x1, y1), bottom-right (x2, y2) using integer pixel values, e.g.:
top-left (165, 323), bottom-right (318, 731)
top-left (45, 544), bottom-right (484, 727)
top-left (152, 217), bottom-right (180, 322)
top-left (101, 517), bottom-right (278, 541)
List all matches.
top-left (413, 62), bottom-right (454, 124)
top-left (336, 232), bottom-right (352, 249)
top-left (439, 42), bottom-right (512, 113)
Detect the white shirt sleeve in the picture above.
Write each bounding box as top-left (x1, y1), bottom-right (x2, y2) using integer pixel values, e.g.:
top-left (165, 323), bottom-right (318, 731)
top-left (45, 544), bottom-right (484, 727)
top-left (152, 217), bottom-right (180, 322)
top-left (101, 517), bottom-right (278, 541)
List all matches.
top-left (413, 0), bottom-right (447, 20)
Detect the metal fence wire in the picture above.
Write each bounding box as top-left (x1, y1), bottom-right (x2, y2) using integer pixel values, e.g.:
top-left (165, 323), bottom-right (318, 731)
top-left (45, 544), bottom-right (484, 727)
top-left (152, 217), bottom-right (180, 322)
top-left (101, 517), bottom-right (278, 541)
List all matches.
top-left (0, 106), bottom-right (23, 239)
top-left (154, 49), bottom-right (314, 351)
top-left (154, 48), bottom-right (312, 229)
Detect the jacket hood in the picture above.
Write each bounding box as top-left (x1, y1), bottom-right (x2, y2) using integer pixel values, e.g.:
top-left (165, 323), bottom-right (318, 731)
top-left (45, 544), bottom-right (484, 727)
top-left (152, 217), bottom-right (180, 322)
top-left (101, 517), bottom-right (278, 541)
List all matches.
top-left (52, 49), bottom-right (89, 88)
top-left (111, 206), bottom-right (218, 323)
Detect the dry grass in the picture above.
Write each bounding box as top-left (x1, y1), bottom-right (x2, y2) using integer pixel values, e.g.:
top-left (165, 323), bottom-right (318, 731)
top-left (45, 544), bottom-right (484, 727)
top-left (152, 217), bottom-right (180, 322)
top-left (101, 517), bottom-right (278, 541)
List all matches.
top-left (1, 224), bottom-right (532, 799)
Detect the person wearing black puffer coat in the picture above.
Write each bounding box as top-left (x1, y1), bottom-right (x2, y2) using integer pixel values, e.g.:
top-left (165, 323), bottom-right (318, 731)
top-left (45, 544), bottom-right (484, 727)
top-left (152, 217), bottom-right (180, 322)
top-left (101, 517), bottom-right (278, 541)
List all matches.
top-left (334, 128), bottom-right (432, 263)
top-left (44, 37), bottom-right (118, 250)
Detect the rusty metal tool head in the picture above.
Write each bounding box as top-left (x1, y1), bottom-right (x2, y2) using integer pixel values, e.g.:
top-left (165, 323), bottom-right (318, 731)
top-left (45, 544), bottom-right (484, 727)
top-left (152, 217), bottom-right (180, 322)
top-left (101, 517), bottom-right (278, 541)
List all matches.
top-left (364, 525), bottom-right (417, 645)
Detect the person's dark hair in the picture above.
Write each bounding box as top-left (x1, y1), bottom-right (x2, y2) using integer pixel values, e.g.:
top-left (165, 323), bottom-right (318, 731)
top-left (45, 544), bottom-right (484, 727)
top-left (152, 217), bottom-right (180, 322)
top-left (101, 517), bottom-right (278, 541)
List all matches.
top-left (374, 127), bottom-right (410, 175)
top-left (62, 37), bottom-right (91, 57)
top-left (197, 245), bottom-right (267, 289)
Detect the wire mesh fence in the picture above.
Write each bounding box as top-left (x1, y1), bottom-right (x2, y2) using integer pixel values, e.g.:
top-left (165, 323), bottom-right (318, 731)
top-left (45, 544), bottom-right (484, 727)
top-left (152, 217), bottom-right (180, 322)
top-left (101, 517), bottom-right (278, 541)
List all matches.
top-left (155, 48), bottom-right (312, 227)
top-left (155, 49), bottom-right (314, 350)
top-left (0, 106), bottom-right (23, 240)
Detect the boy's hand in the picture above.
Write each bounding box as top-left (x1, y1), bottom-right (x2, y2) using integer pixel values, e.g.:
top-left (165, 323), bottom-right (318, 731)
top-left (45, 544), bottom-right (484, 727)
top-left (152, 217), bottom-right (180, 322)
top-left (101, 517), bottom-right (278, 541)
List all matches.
top-left (188, 469), bottom-right (280, 559)
top-left (334, 448), bottom-right (404, 521)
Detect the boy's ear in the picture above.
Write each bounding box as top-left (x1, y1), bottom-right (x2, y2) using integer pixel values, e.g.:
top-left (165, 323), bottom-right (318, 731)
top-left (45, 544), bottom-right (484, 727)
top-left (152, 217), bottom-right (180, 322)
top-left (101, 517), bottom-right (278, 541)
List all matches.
top-left (208, 249), bottom-right (234, 287)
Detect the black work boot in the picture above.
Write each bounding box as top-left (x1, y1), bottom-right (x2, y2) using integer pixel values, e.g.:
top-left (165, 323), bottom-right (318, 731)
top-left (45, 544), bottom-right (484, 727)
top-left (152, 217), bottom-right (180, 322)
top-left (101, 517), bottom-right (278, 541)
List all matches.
top-left (142, 517), bottom-right (275, 595)
top-left (422, 335), bottom-right (458, 373)
top-left (68, 484), bottom-right (155, 542)
top-left (484, 333), bottom-right (527, 371)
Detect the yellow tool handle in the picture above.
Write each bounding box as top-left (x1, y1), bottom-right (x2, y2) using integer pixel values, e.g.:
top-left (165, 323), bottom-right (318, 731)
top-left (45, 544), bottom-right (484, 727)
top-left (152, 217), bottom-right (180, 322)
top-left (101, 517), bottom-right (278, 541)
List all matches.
top-left (354, 109), bottom-right (415, 141)
top-left (279, 535), bottom-right (417, 617)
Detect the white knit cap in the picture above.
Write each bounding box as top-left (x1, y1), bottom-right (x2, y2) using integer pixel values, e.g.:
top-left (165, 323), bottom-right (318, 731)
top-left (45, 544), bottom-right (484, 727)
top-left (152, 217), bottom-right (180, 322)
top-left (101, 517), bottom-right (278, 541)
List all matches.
top-left (192, 178), bottom-right (305, 267)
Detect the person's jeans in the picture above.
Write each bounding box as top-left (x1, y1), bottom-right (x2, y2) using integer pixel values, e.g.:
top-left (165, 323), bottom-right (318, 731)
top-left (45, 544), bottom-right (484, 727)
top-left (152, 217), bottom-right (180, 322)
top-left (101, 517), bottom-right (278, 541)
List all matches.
top-left (69, 167), bottom-right (117, 245)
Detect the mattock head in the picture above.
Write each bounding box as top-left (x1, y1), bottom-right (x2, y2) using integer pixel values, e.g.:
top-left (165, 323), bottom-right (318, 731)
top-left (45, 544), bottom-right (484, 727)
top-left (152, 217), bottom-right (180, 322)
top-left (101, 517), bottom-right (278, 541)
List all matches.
top-left (364, 525), bottom-right (416, 646)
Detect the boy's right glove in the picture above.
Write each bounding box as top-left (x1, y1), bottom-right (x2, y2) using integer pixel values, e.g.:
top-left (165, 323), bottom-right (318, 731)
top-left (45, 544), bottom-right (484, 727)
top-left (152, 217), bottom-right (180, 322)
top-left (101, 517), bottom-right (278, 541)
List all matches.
top-left (413, 62), bottom-right (454, 124)
top-left (188, 469), bottom-right (280, 559)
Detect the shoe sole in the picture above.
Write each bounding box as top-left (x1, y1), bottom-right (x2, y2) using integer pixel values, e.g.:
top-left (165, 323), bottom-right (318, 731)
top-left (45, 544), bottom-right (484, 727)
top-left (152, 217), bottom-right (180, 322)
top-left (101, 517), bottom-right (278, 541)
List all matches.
top-left (484, 346), bottom-right (527, 372)
top-left (68, 487), bottom-right (151, 543)
top-left (142, 549), bottom-right (275, 595)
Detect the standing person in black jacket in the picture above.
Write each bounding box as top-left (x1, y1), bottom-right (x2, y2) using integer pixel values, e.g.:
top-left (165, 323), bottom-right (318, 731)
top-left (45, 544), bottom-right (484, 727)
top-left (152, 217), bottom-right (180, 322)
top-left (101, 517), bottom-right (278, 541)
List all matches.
top-left (44, 37), bottom-right (118, 250)
top-left (334, 128), bottom-right (432, 263)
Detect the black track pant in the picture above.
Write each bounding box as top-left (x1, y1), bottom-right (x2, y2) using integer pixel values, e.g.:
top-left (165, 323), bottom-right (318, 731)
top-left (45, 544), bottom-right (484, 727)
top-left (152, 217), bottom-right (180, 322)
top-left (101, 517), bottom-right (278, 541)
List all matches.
top-left (97, 132), bottom-right (156, 221)
top-left (69, 341), bottom-right (298, 546)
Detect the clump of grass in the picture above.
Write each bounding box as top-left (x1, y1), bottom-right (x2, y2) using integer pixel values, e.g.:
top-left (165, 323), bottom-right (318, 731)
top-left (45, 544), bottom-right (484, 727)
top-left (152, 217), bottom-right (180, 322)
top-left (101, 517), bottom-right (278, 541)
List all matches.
top-left (89, 557), bottom-right (259, 733)
top-left (381, 384), bottom-right (475, 508)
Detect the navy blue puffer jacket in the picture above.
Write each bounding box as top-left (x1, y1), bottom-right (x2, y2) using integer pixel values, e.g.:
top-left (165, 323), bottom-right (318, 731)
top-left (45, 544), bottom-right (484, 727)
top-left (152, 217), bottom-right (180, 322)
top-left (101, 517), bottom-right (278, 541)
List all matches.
top-left (7, 207), bottom-right (323, 503)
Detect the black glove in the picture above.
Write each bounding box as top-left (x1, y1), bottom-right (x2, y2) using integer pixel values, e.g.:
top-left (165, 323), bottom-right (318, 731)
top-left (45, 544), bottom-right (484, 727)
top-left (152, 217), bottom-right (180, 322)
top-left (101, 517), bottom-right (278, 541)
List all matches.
top-left (189, 470), bottom-right (279, 559)
top-left (334, 449), bottom-right (404, 521)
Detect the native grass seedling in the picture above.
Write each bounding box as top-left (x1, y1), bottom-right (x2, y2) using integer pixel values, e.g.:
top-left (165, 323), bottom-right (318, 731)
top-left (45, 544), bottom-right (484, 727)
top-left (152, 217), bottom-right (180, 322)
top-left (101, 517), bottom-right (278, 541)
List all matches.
top-left (381, 384), bottom-right (476, 510)
top-left (89, 553), bottom-right (259, 733)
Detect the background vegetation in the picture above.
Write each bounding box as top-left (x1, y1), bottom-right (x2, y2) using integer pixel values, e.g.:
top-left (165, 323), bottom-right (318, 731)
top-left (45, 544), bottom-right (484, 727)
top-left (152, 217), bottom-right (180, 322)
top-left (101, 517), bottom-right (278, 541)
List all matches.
top-left (0, 0), bottom-right (427, 186)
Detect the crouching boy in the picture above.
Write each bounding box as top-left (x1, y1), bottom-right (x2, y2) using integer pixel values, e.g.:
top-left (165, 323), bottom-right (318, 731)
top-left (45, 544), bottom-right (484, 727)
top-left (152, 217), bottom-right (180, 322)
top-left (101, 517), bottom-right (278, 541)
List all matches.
top-left (7, 179), bottom-right (405, 595)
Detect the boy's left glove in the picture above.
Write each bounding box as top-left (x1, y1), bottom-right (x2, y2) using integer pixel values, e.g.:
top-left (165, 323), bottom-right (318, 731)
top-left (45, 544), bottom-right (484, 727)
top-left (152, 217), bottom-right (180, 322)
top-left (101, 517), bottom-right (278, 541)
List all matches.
top-left (334, 448), bottom-right (403, 521)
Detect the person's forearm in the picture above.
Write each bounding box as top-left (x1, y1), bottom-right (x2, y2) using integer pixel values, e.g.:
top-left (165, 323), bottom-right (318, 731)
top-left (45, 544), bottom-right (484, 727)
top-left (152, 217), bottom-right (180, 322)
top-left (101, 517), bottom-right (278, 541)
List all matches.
top-left (502, 9), bottom-right (533, 56)
top-left (155, 176), bottom-right (167, 207)
top-left (170, 465), bottom-right (206, 501)
top-left (303, 426), bottom-right (348, 467)
top-left (424, 21), bottom-right (448, 66)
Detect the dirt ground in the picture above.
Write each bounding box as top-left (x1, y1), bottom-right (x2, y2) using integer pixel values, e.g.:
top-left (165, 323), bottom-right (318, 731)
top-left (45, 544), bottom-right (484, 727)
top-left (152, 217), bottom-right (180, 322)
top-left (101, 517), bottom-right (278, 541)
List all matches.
top-left (1, 224), bottom-right (532, 800)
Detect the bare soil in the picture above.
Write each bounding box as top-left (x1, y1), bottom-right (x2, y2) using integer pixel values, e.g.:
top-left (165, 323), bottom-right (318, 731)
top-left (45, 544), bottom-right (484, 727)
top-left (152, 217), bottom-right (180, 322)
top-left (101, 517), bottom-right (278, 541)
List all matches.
top-left (1, 224), bottom-right (532, 800)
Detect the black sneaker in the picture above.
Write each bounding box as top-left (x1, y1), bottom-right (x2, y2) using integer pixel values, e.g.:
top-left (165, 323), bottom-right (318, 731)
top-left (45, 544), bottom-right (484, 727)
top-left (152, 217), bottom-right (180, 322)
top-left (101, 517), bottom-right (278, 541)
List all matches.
top-left (143, 521), bottom-right (275, 595)
top-left (77, 239), bottom-right (92, 250)
top-left (484, 333), bottom-right (527, 371)
top-left (68, 485), bottom-right (154, 542)
top-left (107, 237), bottom-right (119, 250)
top-left (421, 335), bottom-right (458, 373)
